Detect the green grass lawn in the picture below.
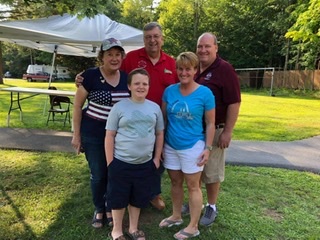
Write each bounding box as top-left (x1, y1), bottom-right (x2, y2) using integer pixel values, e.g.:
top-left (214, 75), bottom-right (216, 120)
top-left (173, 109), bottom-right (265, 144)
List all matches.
top-left (0, 79), bottom-right (77, 131)
top-left (1, 79), bottom-right (320, 141)
top-left (235, 88), bottom-right (320, 141)
top-left (0, 80), bottom-right (320, 239)
top-left (0, 150), bottom-right (319, 240)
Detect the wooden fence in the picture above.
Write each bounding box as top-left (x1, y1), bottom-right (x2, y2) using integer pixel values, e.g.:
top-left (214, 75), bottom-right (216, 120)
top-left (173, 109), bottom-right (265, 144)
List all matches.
top-left (237, 70), bottom-right (320, 90)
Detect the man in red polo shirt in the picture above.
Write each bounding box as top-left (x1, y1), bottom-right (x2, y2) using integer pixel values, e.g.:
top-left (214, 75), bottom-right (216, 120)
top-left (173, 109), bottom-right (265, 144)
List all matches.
top-left (120, 22), bottom-right (177, 210)
top-left (121, 22), bottom-right (177, 106)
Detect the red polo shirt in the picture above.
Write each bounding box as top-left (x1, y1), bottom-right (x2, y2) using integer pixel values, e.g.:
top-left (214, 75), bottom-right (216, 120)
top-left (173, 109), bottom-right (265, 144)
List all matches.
top-left (121, 47), bottom-right (177, 106)
top-left (195, 55), bottom-right (241, 124)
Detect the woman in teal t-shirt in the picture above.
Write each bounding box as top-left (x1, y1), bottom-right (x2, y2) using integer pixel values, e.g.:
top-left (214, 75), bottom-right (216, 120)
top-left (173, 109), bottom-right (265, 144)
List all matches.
top-left (159, 52), bottom-right (216, 239)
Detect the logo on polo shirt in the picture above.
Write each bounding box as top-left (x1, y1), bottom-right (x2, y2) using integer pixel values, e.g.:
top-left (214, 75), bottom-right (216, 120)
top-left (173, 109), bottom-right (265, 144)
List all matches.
top-left (164, 68), bottom-right (172, 74)
top-left (205, 72), bottom-right (212, 81)
top-left (138, 60), bottom-right (147, 68)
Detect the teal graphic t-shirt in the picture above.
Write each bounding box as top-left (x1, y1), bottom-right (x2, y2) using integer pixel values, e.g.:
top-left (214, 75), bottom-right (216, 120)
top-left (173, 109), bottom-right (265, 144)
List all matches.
top-left (163, 84), bottom-right (215, 150)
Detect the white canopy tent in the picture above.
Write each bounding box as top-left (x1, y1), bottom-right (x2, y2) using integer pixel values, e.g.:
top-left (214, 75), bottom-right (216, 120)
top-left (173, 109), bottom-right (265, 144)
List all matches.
top-left (0, 14), bottom-right (144, 115)
top-left (0, 13), bottom-right (144, 57)
top-left (0, 13), bottom-right (144, 85)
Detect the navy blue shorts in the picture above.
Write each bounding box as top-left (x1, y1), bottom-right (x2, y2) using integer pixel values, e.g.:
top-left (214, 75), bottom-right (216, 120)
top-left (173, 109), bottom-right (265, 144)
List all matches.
top-left (107, 158), bottom-right (156, 209)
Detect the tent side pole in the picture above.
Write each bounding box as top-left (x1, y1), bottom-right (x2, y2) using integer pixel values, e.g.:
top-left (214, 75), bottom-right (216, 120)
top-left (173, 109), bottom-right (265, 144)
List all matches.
top-left (43, 45), bottom-right (58, 115)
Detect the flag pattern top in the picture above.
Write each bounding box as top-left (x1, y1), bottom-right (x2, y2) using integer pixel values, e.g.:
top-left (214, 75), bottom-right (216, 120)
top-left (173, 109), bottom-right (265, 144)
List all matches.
top-left (85, 90), bottom-right (129, 121)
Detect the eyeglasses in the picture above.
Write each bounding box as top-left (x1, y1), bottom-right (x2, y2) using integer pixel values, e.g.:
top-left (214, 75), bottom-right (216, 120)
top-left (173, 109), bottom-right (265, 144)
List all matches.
top-left (144, 34), bottom-right (162, 41)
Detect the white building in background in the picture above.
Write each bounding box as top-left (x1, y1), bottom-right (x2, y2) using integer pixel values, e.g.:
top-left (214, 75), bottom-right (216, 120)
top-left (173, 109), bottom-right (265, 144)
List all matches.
top-left (26, 64), bottom-right (71, 79)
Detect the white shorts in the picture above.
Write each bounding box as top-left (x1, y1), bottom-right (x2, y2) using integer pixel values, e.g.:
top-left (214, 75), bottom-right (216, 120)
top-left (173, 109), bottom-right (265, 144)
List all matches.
top-left (163, 140), bottom-right (205, 174)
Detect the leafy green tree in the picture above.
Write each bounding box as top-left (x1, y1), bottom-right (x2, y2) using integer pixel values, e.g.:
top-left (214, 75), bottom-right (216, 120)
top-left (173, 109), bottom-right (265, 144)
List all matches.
top-left (157, 0), bottom-right (295, 69)
top-left (285, 0), bottom-right (320, 69)
top-left (2, 42), bottom-right (53, 78)
top-left (158, 0), bottom-right (199, 57)
top-left (120, 0), bottom-right (155, 29)
top-left (1, 43), bottom-right (33, 81)
top-left (56, 55), bottom-right (97, 80)
top-left (0, 0), bottom-right (121, 19)
top-left (157, 0), bottom-right (293, 88)
top-left (199, 0), bottom-right (294, 68)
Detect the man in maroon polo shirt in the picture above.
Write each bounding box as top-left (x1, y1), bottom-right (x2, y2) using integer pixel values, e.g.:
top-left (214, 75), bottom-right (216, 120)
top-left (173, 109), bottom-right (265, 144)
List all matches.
top-left (182, 32), bottom-right (241, 226)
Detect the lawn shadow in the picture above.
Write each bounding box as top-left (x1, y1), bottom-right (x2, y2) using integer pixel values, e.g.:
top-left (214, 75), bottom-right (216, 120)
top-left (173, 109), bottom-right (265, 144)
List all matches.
top-left (0, 184), bottom-right (37, 239)
top-left (39, 180), bottom-right (172, 239)
top-left (36, 154), bottom-right (169, 239)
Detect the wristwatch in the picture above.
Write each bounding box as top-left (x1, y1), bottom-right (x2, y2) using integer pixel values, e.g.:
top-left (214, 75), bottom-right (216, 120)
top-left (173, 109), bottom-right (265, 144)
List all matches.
top-left (205, 145), bottom-right (213, 151)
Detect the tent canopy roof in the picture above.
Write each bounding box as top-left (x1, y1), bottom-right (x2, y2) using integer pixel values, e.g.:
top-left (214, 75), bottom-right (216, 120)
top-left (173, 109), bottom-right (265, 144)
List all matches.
top-left (0, 14), bottom-right (144, 57)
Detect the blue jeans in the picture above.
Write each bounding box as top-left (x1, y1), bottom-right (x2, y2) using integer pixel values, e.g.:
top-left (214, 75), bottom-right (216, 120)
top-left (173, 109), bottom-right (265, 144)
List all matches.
top-left (82, 136), bottom-right (110, 213)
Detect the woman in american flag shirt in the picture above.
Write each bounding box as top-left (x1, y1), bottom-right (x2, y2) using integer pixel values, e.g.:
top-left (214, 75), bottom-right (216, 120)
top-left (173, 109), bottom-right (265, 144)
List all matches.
top-left (71, 38), bottom-right (130, 229)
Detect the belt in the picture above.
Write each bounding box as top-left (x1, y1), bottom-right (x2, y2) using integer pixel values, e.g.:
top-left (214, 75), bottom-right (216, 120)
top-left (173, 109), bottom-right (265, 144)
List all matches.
top-left (216, 123), bottom-right (225, 129)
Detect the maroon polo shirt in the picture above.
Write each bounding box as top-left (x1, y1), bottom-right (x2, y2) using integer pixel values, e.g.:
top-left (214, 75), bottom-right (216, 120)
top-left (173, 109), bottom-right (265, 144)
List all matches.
top-left (195, 55), bottom-right (241, 124)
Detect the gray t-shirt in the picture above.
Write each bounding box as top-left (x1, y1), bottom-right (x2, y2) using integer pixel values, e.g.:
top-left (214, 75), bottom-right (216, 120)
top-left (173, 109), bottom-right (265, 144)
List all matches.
top-left (106, 98), bottom-right (164, 164)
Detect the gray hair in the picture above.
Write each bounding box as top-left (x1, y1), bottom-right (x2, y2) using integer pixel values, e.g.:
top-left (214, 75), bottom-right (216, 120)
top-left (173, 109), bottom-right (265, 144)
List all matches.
top-left (143, 22), bottom-right (162, 33)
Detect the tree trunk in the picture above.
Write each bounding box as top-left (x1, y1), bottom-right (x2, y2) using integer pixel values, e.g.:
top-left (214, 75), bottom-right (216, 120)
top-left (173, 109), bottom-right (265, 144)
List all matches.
top-left (284, 39), bottom-right (290, 71)
top-left (193, 0), bottom-right (200, 42)
top-left (295, 40), bottom-right (301, 70)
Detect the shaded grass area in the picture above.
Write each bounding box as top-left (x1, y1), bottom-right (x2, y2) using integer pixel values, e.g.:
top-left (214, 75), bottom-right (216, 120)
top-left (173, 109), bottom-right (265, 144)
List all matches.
top-left (1, 150), bottom-right (319, 239)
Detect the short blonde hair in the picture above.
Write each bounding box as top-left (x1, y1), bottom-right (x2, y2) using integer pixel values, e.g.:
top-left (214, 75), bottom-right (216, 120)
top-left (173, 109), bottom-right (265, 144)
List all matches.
top-left (176, 51), bottom-right (199, 69)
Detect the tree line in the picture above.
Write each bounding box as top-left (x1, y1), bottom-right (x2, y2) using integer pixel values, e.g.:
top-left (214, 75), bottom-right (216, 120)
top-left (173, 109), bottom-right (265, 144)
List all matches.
top-left (0, 0), bottom-right (319, 82)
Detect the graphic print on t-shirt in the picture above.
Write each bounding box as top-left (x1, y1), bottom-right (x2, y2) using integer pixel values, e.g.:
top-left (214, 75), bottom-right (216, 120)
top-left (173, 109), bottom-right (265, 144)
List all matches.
top-left (127, 110), bottom-right (153, 138)
top-left (171, 100), bottom-right (193, 120)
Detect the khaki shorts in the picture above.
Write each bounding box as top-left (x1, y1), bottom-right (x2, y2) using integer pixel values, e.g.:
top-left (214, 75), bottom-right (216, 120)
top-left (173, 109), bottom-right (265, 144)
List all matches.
top-left (201, 128), bottom-right (225, 184)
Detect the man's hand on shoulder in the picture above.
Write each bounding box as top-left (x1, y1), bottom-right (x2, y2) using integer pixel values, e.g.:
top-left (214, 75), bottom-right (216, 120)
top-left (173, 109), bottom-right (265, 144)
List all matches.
top-left (75, 71), bottom-right (84, 88)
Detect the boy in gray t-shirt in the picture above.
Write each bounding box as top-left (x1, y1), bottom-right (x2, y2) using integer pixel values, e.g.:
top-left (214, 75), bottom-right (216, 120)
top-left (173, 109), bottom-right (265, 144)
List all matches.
top-left (105, 68), bottom-right (164, 240)
top-left (107, 97), bottom-right (163, 164)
